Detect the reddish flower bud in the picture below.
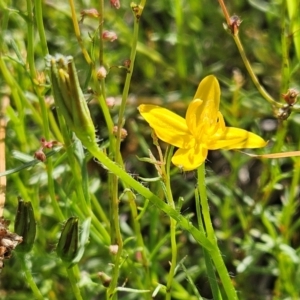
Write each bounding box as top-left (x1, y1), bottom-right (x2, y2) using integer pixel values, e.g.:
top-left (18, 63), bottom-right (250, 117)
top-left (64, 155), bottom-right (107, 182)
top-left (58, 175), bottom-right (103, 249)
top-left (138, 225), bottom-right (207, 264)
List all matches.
top-left (34, 149), bottom-right (46, 162)
top-left (40, 138), bottom-right (58, 149)
top-left (102, 30), bottom-right (118, 42)
top-left (106, 97), bottom-right (116, 108)
top-left (80, 8), bottom-right (100, 21)
top-left (110, 0), bottom-right (120, 9)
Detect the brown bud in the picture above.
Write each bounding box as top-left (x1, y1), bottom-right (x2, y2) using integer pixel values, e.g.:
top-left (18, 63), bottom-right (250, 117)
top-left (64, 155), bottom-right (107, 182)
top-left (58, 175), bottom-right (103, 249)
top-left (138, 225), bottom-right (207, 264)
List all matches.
top-left (229, 15), bottom-right (242, 35)
top-left (123, 59), bottom-right (131, 69)
top-left (98, 272), bottom-right (112, 287)
top-left (34, 149), bottom-right (46, 162)
top-left (282, 88), bottom-right (299, 105)
top-left (112, 126), bottom-right (128, 141)
top-left (276, 104), bottom-right (292, 120)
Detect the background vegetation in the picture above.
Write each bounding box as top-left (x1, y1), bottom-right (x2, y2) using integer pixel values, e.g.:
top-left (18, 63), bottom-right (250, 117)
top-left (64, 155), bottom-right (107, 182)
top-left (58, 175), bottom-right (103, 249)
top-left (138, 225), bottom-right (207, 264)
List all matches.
top-left (1, 0), bottom-right (300, 299)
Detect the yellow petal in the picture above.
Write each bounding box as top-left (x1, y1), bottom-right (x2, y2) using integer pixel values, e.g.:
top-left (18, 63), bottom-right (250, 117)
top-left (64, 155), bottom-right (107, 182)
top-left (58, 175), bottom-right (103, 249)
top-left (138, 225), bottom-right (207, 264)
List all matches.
top-left (185, 99), bottom-right (203, 136)
top-left (208, 127), bottom-right (267, 150)
top-left (186, 76), bottom-right (220, 134)
top-left (193, 75), bottom-right (220, 109)
top-left (172, 145), bottom-right (208, 171)
top-left (138, 104), bottom-right (193, 149)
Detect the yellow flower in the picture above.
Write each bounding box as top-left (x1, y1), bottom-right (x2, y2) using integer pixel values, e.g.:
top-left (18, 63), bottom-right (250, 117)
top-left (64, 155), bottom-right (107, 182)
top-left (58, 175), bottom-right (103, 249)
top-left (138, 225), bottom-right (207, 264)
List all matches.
top-left (138, 75), bottom-right (267, 171)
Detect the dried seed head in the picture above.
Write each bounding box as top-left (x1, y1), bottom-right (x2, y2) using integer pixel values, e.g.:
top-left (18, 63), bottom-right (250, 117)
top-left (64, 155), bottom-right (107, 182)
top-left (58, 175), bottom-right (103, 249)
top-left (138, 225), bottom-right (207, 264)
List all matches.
top-left (276, 104), bottom-right (292, 120)
top-left (0, 217), bottom-right (22, 268)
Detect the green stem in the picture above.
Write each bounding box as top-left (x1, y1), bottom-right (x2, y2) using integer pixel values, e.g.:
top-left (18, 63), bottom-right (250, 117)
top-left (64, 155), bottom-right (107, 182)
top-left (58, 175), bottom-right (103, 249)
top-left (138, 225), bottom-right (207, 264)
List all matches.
top-left (126, 189), bottom-right (151, 296)
top-left (196, 166), bottom-right (222, 300)
top-left (231, 34), bottom-right (278, 107)
top-left (26, 0), bottom-right (35, 78)
top-left (218, 0), bottom-right (279, 108)
top-left (197, 164), bottom-right (238, 300)
top-left (19, 254), bottom-right (44, 300)
top-left (98, 0), bottom-right (104, 66)
top-left (280, 0), bottom-right (289, 93)
top-left (66, 266), bottom-right (84, 300)
top-left (68, 0), bottom-right (92, 65)
top-left (197, 164), bottom-right (215, 240)
top-left (106, 174), bottom-right (123, 299)
top-left (34, 0), bottom-right (49, 56)
top-left (174, 0), bottom-right (186, 82)
top-left (27, 0), bottom-right (61, 231)
top-left (163, 147), bottom-right (177, 300)
top-left (210, 248), bottom-right (239, 300)
top-left (115, 7), bottom-right (141, 164)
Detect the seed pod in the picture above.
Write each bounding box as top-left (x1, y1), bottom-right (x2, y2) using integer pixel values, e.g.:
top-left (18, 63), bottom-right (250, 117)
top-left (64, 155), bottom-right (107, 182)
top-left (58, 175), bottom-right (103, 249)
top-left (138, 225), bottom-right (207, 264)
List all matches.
top-left (49, 55), bottom-right (96, 147)
top-left (57, 217), bottom-right (79, 265)
top-left (14, 198), bottom-right (36, 253)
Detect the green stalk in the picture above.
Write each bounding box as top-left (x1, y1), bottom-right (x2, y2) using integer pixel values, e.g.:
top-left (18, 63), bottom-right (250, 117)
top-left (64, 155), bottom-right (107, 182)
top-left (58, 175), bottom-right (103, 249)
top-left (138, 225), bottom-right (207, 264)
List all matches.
top-left (55, 112), bottom-right (90, 214)
top-left (231, 34), bottom-right (278, 107)
top-left (197, 164), bottom-right (238, 300)
top-left (26, 0), bottom-right (35, 78)
top-left (66, 266), bottom-right (84, 300)
top-left (19, 254), bottom-right (44, 300)
top-left (115, 4), bottom-right (143, 164)
top-left (68, 0), bottom-right (92, 65)
top-left (98, 0), bottom-right (104, 66)
top-left (34, 0), bottom-right (49, 56)
top-left (107, 3), bottom-right (147, 298)
top-left (174, 0), bottom-right (186, 82)
top-left (196, 165), bottom-right (222, 300)
top-left (163, 147), bottom-right (177, 300)
top-left (280, 0), bottom-right (289, 93)
top-left (126, 189), bottom-right (151, 297)
top-left (218, 0), bottom-right (279, 108)
top-left (106, 174), bottom-right (123, 300)
top-left (0, 56), bottom-right (27, 150)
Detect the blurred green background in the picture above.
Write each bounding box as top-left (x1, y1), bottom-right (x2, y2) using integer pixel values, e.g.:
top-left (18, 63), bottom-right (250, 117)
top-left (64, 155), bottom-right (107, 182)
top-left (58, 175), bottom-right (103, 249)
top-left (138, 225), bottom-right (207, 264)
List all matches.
top-left (1, 0), bottom-right (300, 299)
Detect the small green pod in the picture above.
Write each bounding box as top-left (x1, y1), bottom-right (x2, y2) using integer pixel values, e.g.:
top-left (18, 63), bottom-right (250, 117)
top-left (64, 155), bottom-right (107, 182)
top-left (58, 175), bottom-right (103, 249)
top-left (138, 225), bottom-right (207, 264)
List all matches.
top-left (57, 217), bottom-right (79, 265)
top-left (14, 198), bottom-right (36, 253)
top-left (49, 55), bottom-right (96, 147)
